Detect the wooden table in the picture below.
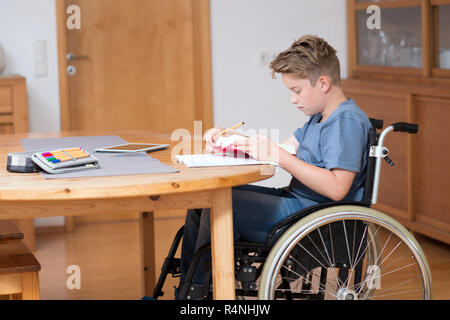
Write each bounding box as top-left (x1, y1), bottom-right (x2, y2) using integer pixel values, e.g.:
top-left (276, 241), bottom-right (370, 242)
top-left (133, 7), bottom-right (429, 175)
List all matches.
top-left (0, 131), bottom-right (275, 299)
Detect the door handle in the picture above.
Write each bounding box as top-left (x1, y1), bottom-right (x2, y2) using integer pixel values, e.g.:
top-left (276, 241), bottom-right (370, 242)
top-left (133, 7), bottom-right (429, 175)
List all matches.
top-left (66, 53), bottom-right (89, 61)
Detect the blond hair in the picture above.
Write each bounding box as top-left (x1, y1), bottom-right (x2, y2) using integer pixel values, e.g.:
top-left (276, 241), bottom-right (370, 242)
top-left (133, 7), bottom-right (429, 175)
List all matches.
top-left (270, 34), bottom-right (341, 86)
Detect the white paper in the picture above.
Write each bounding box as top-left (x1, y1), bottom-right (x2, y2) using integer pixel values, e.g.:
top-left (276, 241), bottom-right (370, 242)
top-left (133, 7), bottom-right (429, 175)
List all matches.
top-left (214, 134), bottom-right (247, 149)
top-left (175, 154), bottom-right (277, 167)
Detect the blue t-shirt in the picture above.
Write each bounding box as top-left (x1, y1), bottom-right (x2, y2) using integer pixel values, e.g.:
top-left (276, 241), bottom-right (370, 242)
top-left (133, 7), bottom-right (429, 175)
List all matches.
top-left (288, 98), bottom-right (371, 203)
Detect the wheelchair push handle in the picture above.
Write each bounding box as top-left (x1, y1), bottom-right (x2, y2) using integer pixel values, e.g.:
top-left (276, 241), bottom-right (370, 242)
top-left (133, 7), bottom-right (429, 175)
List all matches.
top-left (391, 122), bottom-right (419, 134)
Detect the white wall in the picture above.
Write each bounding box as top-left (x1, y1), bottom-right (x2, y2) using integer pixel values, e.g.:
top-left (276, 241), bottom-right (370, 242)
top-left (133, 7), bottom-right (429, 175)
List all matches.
top-left (210, 0), bottom-right (347, 187)
top-left (0, 0), bottom-right (347, 226)
top-left (0, 0), bottom-right (61, 133)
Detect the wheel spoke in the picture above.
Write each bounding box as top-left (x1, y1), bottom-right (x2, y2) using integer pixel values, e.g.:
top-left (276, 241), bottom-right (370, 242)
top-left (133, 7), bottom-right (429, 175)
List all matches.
top-left (342, 221), bottom-right (353, 268)
top-left (278, 266), bottom-right (338, 298)
top-left (317, 227), bottom-right (343, 288)
top-left (353, 224), bottom-right (381, 269)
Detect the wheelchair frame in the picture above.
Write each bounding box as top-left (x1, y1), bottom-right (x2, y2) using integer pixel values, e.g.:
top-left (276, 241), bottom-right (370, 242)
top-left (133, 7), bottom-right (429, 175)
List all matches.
top-left (152, 118), bottom-right (431, 300)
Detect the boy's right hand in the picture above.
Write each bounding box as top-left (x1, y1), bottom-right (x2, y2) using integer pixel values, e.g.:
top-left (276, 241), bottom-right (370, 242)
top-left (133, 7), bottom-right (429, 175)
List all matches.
top-left (203, 126), bottom-right (224, 152)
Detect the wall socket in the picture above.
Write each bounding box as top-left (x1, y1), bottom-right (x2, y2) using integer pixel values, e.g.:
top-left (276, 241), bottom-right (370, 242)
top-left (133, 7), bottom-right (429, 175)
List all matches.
top-left (34, 40), bottom-right (48, 77)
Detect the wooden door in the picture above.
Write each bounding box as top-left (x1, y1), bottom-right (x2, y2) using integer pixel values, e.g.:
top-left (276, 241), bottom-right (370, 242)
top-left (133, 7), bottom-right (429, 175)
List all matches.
top-left (55, 0), bottom-right (212, 227)
top-left (56, 0), bottom-right (212, 133)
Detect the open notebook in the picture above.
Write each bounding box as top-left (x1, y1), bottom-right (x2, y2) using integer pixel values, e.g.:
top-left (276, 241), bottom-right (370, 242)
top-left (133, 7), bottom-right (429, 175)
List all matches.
top-left (175, 136), bottom-right (295, 167)
top-left (175, 154), bottom-right (277, 167)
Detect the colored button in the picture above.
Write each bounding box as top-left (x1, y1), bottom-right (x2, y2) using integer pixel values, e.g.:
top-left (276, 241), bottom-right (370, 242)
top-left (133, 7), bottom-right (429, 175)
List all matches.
top-left (52, 159), bottom-right (61, 163)
top-left (42, 152), bottom-right (52, 157)
top-left (46, 157), bottom-right (56, 161)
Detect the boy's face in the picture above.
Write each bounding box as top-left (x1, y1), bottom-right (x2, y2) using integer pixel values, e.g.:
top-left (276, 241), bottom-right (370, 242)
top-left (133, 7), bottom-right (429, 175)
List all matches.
top-left (281, 73), bottom-right (325, 116)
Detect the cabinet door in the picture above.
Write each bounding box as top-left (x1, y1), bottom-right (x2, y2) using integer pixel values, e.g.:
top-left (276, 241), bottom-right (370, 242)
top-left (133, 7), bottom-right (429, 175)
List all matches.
top-left (356, 5), bottom-right (423, 68)
top-left (435, 4), bottom-right (450, 69)
top-left (0, 85), bottom-right (13, 133)
top-left (414, 96), bottom-right (450, 235)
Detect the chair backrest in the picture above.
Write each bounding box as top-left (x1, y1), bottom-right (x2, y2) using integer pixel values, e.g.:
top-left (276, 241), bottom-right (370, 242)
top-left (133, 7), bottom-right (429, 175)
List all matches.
top-left (361, 118), bottom-right (383, 205)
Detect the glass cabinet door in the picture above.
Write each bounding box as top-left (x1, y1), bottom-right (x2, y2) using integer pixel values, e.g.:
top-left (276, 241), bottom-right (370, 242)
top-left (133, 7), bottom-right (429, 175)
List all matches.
top-left (437, 4), bottom-right (450, 69)
top-left (356, 6), bottom-right (422, 68)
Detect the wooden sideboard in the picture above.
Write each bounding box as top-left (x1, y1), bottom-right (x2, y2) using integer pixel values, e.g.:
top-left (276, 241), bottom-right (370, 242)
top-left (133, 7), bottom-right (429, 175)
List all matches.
top-left (0, 75), bottom-right (28, 133)
top-left (0, 75), bottom-right (34, 250)
top-left (345, 0), bottom-right (450, 244)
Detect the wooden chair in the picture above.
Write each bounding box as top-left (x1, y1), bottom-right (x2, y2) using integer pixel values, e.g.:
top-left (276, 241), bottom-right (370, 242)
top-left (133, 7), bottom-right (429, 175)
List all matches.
top-left (0, 221), bottom-right (41, 300)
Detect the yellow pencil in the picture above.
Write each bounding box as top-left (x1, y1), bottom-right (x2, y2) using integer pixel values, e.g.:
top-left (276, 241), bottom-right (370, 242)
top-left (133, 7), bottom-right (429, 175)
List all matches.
top-left (216, 121), bottom-right (245, 137)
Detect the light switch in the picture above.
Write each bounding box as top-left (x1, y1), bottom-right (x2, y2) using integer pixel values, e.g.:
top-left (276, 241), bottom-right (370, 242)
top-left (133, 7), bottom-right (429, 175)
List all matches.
top-left (34, 40), bottom-right (48, 77)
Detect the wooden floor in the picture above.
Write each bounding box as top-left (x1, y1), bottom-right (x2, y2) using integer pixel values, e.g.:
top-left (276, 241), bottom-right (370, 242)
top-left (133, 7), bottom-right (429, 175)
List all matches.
top-left (33, 216), bottom-right (450, 300)
top-left (34, 213), bottom-right (185, 300)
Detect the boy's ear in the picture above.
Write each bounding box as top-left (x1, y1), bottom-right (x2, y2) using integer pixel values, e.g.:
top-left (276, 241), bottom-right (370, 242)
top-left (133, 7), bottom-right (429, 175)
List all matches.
top-left (318, 75), bottom-right (332, 93)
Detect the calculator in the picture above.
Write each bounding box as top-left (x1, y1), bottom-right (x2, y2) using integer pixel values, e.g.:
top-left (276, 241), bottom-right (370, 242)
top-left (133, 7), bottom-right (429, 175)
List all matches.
top-left (31, 147), bottom-right (100, 174)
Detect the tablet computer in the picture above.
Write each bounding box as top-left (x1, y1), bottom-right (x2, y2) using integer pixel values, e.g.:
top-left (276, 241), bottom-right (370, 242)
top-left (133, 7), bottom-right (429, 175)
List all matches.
top-left (94, 143), bottom-right (170, 153)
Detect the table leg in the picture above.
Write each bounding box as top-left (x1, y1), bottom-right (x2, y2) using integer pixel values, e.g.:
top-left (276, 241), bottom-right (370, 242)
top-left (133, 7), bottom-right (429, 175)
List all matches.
top-left (139, 211), bottom-right (156, 298)
top-left (210, 187), bottom-right (235, 300)
top-left (14, 219), bottom-right (35, 252)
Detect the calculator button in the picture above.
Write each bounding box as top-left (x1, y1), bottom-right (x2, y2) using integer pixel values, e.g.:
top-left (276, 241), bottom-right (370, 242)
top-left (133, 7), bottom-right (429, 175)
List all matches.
top-left (69, 152), bottom-right (87, 156)
top-left (72, 154), bottom-right (89, 159)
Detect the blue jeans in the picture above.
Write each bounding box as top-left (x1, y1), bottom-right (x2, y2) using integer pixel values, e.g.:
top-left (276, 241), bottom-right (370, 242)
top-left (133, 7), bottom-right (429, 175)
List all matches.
top-left (179, 184), bottom-right (318, 285)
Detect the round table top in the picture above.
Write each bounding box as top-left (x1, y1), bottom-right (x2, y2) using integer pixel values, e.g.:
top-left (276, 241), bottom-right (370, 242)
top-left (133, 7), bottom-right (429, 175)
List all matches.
top-left (0, 131), bottom-right (275, 201)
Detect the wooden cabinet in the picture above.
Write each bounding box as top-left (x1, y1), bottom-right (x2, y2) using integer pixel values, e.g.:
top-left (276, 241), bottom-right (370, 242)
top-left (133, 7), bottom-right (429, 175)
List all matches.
top-left (344, 0), bottom-right (450, 244)
top-left (0, 75), bottom-right (28, 133)
top-left (0, 75), bottom-right (33, 250)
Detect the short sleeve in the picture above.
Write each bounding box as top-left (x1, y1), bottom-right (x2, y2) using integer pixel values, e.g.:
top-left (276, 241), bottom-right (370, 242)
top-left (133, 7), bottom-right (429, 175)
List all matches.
top-left (293, 116), bottom-right (317, 144)
top-left (293, 126), bottom-right (304, 143)
top-left (321, 116), bottom-right (367, 172)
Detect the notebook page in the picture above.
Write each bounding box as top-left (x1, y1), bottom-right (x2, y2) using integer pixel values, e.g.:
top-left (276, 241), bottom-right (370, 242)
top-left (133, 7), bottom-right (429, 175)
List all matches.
top-left (175, 154), bottom-right (277, 167)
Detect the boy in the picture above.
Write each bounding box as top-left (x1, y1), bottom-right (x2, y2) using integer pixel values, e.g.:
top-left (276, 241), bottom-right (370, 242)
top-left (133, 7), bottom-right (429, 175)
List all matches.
top-left (179, 34), bottom-right (372, 294)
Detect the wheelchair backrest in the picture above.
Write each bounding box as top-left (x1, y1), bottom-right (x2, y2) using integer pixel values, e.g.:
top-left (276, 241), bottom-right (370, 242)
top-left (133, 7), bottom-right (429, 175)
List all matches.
top-left (361, 118), bottom-right (383, 205)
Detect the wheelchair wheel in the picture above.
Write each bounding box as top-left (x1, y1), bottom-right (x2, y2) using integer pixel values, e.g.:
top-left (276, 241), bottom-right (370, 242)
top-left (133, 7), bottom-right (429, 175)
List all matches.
top-left (258, 205), bottom-right (432, 300)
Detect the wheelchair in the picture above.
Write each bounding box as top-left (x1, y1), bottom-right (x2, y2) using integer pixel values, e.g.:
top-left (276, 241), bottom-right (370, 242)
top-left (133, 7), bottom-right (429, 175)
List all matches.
top-left (153, 118), bottom-right (432, 300)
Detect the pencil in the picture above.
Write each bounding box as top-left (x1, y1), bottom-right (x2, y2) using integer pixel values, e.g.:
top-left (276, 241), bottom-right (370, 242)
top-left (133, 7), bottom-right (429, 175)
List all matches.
top-left (216, 122), bottom-right (245, 137)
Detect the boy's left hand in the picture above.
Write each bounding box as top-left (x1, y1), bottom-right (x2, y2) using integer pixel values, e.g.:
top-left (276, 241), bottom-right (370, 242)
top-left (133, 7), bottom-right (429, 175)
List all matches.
top-left (231, 135), bottom-right (280, 162)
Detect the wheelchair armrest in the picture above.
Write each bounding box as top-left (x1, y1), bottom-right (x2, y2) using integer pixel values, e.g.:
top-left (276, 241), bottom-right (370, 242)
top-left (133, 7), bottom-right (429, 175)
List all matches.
top-left (265, 200), bottom-right (371, 248)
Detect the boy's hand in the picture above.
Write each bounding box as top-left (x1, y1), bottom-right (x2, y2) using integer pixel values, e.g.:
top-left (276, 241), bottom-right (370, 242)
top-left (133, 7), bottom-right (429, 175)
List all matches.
top-left (203, 126), bottom-right (224, 153)
top-left (232, 135), bottom-right (281, 162)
